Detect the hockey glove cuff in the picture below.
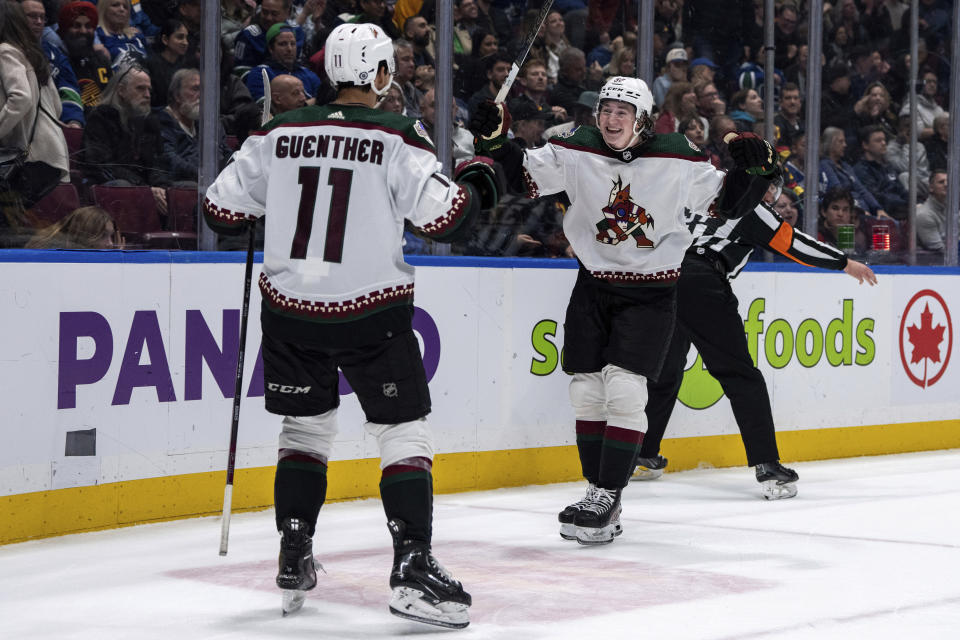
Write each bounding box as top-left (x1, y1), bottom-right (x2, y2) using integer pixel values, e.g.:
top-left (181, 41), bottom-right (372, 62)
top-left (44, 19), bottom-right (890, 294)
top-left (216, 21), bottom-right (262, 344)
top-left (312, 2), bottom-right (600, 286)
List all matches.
top-left (455, 156), bottom-right (504, 210)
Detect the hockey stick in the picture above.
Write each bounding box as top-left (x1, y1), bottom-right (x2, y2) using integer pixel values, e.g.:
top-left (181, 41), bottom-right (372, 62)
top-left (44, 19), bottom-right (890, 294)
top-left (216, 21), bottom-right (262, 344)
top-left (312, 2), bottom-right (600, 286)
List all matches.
top-left (495, 0), bottom-right (554, 103)
top-left (219, 72), bottom-right (269, 556)
top-left (219, 227), bottom-right (256, 556)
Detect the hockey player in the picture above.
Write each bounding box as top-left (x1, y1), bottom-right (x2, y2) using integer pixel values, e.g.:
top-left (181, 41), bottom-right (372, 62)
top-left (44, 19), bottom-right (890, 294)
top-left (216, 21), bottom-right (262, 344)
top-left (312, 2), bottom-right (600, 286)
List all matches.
top-left (204, 23), bottom-right (501, 629)
top-left (632, 182), bottom-right (877, 499)
top-left (470, 76), bottom-right (777, 545)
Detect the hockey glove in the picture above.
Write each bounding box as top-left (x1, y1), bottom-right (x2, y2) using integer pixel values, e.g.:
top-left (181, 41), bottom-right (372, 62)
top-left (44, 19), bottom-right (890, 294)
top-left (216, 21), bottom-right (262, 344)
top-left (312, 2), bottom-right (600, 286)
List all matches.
top-left (469, 100), bottom-right (511, 157)
top-left (454, 156), bottom-right (504, 210)
top-left (727, 132), bottom-right (777, 176)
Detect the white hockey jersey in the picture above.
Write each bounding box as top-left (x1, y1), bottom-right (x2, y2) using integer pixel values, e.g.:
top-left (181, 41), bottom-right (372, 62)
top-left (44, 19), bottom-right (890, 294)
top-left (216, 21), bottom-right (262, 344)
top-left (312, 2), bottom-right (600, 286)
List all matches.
top-left (523, 128), bottom-right (726, 284)
top-left (204, 104), bottom-right (469, 322)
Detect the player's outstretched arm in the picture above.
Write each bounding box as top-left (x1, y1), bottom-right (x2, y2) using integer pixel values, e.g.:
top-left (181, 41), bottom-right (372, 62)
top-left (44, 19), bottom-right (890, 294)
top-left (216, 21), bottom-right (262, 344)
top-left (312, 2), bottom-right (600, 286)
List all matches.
top-left (843, 259), bottom-right (878, 285)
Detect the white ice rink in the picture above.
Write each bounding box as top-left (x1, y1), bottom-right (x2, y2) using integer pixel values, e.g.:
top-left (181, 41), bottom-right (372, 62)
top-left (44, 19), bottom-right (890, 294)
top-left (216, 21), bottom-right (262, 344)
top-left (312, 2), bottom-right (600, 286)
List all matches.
top-left (2, 450), bottom-right (959, 640)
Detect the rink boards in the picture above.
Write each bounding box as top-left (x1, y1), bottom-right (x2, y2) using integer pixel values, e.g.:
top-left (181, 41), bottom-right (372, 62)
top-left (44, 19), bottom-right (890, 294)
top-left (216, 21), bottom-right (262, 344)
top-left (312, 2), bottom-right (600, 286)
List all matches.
top-left (1, 252), bottom-right (958, 544)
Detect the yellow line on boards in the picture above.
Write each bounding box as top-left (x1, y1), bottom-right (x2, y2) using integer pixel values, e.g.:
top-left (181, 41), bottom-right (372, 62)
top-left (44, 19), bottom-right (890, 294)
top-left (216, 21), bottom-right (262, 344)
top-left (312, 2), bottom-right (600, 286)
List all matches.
top-left (2, 420), bottom-right (958, 545)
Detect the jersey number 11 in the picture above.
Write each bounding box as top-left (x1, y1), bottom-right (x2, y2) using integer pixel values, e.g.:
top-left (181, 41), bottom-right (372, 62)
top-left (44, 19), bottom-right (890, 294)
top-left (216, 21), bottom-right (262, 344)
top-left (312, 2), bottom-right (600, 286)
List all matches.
top-left (290, 166), bottom-right (354, 262)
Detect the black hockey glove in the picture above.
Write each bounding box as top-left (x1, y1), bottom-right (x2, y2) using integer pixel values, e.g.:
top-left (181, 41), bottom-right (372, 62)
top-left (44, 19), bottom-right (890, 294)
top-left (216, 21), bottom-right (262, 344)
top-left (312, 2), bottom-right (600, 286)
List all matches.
top-left (727, 132), bottom-right (777, 176)
top-left (455, 156), bottom-right (504, 210)
top-left (468, 100), bottom-right (511, 157)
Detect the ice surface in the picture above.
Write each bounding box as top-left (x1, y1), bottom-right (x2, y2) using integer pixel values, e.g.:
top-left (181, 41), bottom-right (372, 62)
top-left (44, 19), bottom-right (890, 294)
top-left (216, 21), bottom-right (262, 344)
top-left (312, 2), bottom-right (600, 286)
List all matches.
top-left (2, 450), bottom-right (959, 639)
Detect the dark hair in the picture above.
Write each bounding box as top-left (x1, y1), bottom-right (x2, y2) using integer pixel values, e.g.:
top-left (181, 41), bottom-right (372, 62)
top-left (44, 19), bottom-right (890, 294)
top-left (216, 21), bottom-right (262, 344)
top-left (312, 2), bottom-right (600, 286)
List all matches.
top-left (859, 124), bottom-right (885, 145)
top-left (154, 19), bottom-right (187, 53)
top-left (821, 187), bottom-right (854, 212)
top-left (0, 2), bottom-right (50, 84)
top-left (781, 82), bottom-right (800, 95)
top-left (484, 51), bottom-right (513, 73)
top-left (470, 28), bottom-right (496, 58)
top-left (730, 88), bottom-right (752, 110)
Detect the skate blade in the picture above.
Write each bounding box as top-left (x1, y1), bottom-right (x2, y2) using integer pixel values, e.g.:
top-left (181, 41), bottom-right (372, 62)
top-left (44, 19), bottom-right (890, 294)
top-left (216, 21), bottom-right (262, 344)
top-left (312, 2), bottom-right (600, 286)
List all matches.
top-left (630, 466), bottom-right (664, 481)
top-left (559, 522), bottom-right (577, 540)
top-left (575, 520), bottom-right (623, 545)
top-left (281, 589), bottom-right (306, 615)
top-left (388, 587), bottom-right (470, 629)
top-left (759, 479), bottom-right (798, 500)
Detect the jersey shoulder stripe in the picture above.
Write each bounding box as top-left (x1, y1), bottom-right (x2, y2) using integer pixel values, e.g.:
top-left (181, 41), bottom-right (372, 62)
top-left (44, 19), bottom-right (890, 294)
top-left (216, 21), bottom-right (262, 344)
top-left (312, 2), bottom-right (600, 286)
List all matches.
top-left (640, 133), bottom-right (709, 161)
top-left (254, 104), bottom-right (435, 152)
top-left (549, 125), bottom-right (616, 158)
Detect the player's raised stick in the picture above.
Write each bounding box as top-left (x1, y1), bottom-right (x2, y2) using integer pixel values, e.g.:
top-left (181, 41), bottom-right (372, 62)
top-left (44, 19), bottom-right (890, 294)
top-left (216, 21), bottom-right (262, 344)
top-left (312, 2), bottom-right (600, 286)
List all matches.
top-left (494, 0), bottom-right (554, 104)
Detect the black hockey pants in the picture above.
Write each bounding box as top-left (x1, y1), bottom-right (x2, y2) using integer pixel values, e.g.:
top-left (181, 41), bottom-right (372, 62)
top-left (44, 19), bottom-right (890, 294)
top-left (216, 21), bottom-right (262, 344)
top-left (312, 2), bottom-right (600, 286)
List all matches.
top-left (640, 252), bottom-right (780, 467)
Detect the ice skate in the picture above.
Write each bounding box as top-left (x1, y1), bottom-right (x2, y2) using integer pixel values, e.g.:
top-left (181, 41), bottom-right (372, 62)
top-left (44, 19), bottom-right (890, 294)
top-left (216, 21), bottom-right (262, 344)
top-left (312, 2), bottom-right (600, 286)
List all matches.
top-left (276, 517), bottom-right (320, 615)
top-left (558, 483), bottom-right (599, 540)
top-left (387, 519), bottom-right (471, 629)
top-left (631, 454), bottom-right (668, 481)
top-left (573, 487), bottom-right (623, 545)
top-left (755, 461), bottom-right (799, 500)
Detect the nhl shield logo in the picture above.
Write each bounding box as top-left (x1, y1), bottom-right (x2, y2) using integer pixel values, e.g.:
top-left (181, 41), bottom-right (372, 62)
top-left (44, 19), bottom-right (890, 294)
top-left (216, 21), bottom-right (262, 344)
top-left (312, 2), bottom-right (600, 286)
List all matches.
top-left (382, 382), bottom-right (398, 398)
top-left (595, 177), bottom-right (654, 247)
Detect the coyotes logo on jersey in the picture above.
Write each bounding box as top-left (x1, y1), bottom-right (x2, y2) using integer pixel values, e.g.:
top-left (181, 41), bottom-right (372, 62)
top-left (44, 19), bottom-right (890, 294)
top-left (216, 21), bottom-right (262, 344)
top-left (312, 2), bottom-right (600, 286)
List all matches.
top-left (595, 177), bottom-right (654, 247)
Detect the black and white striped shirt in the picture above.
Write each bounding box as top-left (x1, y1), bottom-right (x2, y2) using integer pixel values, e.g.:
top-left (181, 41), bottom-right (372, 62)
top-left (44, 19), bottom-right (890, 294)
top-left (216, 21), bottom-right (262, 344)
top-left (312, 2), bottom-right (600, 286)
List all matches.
top-left (685, 202), bottom-right (847, 278)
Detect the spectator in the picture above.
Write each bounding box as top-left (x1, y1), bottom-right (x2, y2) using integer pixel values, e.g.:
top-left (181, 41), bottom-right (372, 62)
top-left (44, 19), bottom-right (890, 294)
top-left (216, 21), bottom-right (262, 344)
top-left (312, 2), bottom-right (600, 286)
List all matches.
top-left (473, 0), bottom-right (510, 46)
top-left (652, 47), bottom-right (687, 107)
top-left (853, 81), bottom-right (898, 143)
top-left (419, 88), bottom-right (473, 162)
top-left (774, 82), bottom-right (803, 153)
top-left (773, 2), bottom-right (801, 70)
top-left (817, 186), bottom-right (856, 249)
top-left (689, 57), bottom-right (719, 86)
top-left (543, 90), bottom-right (598, 139)
top-left (403, 15), bottom-right (434, 67)
top-left (529, 10), bottom-right (569, 84)
top-left (825, 24), bottom-right (851, 65)
top-left (854, 125), bottom-right (908, 219)
top-left (693, 79), bottom-right (724, 140)
top-left (453, 28), bottom-right (497, 102)
top-left (454, 0), bottom-right (480, 44)
top-left (172, 0), bottom-right (202, 66)
top-left (466, 51), bottom-right (510, 117)
top-left (848, 45), bottom-right (876, 99)
top-left (900, 71), bottom-right (945, 141)
top-left (783, 43), bottom-right (809, 96)
top-left (58, 1), bottom-right (112, 111)
top-left (377, 80), bottom-right (404, 115)
top-left (783, 131), bottom-right (806, 192)
top-left (22, 0), bottom-right (84, 127)
top-left (96, 0), bottom-right (148, 68)
top-left (221, 0), bottom-right (255, 51)
top-left (819, 126), bottom-right (887, 218)
top-left (886, 113), bottom-right (930, 198)
top-left (218, 40), bottom-right (256, 136)
top-left (295, 0), bottom-right (335, 58)
top-left (508, 98), bottom-right (552, 148)
top-left (26, 205), bottom-right (122, 249)
top-left (551, 47), bottom-right (598, 118)
top-left (393, 39), bottom-right (421, 118)
top-left (0, 0), bottom-right (69, 241)
top-left (704, 114), bottom-right (736, 170)
top-left (514, 59), bottom-right (566, 123)
top-left (916, 170), bottom-right (949, 252)
top-left (82, 64), bottom-right (169, 211)
top-left (679, 116), bottom-right (706, 148)
top-left (923, 113), bottom-right (949, 172)
top-left (155, 68), bottom-right (233, 183)
top-left (234, 0), bottom-right (304, 70)
top-left (821, 62), bottom-right (858, 143)
top-left (728, 87), bottom-right (763, 133)
top-left (603, 44), bottom-right (635, 80)
top-left (269, 73), bottom-right (307, 116)
top-left (143, 19), bottom-right (188, 107)
top-left (827, 0), bottom-right (868, 52)
top-left (654, 81), bottom-right (696, 134)
top-left (245, 24), bottom-right (323, 103)
top-left (771, 188), bottom-right (801, 229)
top-left (345, 0), bottom-right (399, 40)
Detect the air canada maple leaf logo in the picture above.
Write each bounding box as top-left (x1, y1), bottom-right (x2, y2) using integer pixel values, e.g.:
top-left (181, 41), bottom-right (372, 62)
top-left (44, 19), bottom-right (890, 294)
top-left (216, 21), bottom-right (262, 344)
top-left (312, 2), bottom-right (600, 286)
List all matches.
top-left (899, 290), bottom-right (953, 388)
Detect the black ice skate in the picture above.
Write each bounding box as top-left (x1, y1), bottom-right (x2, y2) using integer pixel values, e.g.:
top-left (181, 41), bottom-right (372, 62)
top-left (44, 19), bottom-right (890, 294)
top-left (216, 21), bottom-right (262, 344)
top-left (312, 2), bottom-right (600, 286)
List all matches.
top-left (276, 517), bottom-right (320, 615)
top-left (387, 519), bottom-right (471, 629)
top-left (558, 483), bottom-right (599, 540)
top-left (631, 454), bottom-right (669, 481)
top-left (572, 487), bottom-right (623, 545)
top-left (755, 461), bottom-right (799, 500)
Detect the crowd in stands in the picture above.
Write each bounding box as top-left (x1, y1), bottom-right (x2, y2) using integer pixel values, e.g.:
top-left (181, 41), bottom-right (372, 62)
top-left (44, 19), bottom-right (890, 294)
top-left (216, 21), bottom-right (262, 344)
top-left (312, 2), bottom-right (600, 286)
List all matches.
top-left (0, 0), bottom-right (955, 261)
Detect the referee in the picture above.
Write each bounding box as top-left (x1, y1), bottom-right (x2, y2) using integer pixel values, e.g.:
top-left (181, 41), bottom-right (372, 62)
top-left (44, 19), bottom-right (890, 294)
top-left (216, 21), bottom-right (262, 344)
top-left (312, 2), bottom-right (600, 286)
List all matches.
top-left (633, 185), bottom-right (877, 499)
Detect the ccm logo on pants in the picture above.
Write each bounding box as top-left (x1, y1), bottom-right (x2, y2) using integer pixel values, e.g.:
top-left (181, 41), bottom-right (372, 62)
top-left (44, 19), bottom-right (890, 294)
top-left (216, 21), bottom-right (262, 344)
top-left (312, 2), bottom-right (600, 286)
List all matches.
top-left (267, 383), bottom-right (312, 394)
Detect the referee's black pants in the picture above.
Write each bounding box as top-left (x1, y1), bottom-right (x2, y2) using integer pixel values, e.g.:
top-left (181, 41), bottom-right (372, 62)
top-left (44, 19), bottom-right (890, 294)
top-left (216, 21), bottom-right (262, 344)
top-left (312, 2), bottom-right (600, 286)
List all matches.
top-left (639, 253), bottom-right (780, 467)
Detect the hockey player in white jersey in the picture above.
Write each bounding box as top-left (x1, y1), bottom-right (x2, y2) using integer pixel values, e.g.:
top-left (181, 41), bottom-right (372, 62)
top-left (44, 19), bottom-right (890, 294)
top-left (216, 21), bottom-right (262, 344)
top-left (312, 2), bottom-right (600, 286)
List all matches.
top-left (204, 23), bottom-right (501, 629)
top-left (470, 76), bottom-right (776, 545)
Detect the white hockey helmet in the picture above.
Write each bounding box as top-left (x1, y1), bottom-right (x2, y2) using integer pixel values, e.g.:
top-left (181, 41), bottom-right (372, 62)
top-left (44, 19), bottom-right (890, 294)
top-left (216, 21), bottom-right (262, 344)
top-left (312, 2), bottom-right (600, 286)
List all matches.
top-left (324, 23), bottom-right (396, 96)
top-left (595, 76), bottom-right (655, 150)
